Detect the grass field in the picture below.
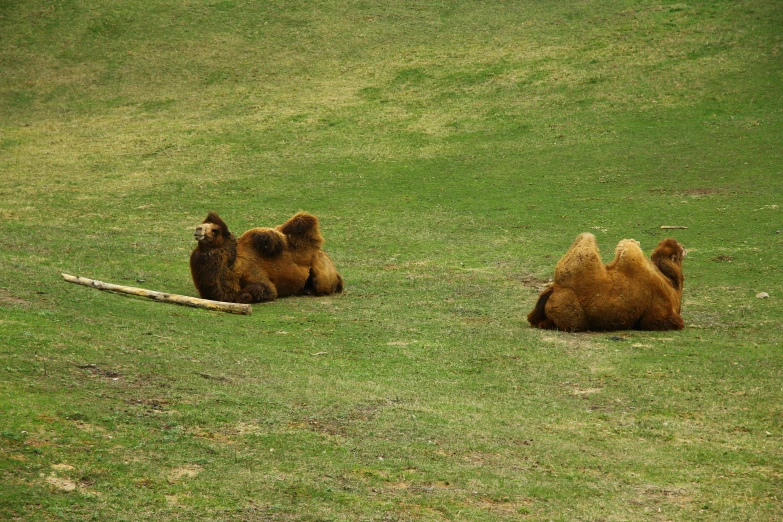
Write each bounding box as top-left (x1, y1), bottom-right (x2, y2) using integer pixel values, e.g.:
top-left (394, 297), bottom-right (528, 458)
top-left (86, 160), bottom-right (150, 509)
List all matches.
top-left (1, 1), bottom-right (782, 520)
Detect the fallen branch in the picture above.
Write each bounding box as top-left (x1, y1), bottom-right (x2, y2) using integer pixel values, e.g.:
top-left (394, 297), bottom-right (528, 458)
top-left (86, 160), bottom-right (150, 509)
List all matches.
top-left (660, 226), bottom-right (688, 230)
top-left (61, 274), bottom-right (251, 315)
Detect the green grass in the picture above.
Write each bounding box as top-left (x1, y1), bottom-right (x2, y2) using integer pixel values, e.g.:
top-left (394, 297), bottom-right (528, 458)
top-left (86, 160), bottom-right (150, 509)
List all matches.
top-left (1, 0), bottom-right (782, 520)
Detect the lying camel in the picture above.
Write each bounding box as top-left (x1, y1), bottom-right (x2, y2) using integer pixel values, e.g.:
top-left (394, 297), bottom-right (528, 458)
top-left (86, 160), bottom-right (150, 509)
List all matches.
top-left (190, 211), bottom-right (343, 304)
top-left (528, 233), bottom-right (686, 332)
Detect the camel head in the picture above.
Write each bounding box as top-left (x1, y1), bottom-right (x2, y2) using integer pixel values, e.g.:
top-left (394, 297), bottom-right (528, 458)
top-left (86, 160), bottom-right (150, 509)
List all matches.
top-left (194, 212), bottom-right (230, 248)
top-left (653, 238), bottom-right (686, 264)
top-left (651, 238), bottom-right (686, 290)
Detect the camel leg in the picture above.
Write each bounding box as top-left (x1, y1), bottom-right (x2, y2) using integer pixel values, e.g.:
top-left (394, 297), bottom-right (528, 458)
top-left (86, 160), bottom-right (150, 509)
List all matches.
top-left (544, 286), bottom-right (590, 332)
top-left (237, 279), bottom-right (278, 303)
top-left (528, 286), bottom-right (557, 329)
top-left (636, 311), bottom-right (684, 331)
top-left (304, 252), bottom-right (343, 296)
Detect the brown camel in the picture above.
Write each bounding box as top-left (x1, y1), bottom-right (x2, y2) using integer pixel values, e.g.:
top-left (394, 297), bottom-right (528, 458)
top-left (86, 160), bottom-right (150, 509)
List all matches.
top-left (190, 211), bottom-right (343, 304)
top-left (528, 233), bottom-right (686, 332)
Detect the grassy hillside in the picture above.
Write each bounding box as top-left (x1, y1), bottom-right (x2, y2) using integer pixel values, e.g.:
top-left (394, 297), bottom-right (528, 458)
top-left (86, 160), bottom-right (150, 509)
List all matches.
top-left (1, 1), bottom-right (781, 520)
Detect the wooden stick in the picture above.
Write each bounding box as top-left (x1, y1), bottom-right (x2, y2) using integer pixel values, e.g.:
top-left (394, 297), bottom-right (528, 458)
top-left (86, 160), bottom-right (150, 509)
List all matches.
top-left (660, 226), bottom-right (688, 229)
top-left (61, 274), bottom-right (252, 315)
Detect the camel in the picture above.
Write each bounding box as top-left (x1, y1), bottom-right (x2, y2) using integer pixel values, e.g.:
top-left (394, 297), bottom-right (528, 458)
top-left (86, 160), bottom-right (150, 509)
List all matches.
top-left (190, 212), bottom-right (343, 304)
top-left (527, 233), bottom-right (686, 332)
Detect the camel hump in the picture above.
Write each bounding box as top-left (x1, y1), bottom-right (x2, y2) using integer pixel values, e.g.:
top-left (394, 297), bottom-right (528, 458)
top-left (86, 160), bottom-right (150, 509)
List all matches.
top-left (608, 239), bottom-right (647, 273)
top-left (554, 233), bottom-right (604, 285)
top-left (280, 212), bottom-right (319, 237)
top-left (278, 212), bottom-right (324, 249)
top-left (247, 228), bottom-right (285, 257)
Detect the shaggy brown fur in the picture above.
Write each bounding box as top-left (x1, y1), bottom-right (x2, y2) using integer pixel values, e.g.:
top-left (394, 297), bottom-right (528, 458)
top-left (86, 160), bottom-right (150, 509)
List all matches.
top-left (528, 233), bottom-right (686, 332)
top-left (190, 212), bottom-right (343, 304)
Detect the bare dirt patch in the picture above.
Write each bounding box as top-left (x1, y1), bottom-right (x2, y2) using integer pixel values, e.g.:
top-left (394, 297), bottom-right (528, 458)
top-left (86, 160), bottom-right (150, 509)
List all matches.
top-left (76, 363), bottom-right (120, 378)
top-left (571, 387), bottom-right (602, 397)
top-left (509, 273), bottom-right (552, 292)
top-left (196, 371), bottom-right (230, 382)
top-left (45, 475), bottom-right (78, 492)
top-left (126, 398), bottom-right (176, 416)
top-left (304, 418), bottom-right (347, 437)
top-left (0, 289), bottom-right (31, 308)
top-left (190, 427), bottom-right (235, 444)
top-left (168, 465), bottom-right (202, 482)
top-left (472, 496), bottom-right (529, 516)
top-left (387, 340), bottom-right (418, 346)
top-left (684, 188), bottom-right (720, 196)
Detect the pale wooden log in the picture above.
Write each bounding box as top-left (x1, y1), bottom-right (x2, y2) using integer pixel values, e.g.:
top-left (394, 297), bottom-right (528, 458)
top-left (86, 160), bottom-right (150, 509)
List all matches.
top-left (660, 225), bottom-right (688, 229)
top-left (61, 274), bottom-right (252, 315)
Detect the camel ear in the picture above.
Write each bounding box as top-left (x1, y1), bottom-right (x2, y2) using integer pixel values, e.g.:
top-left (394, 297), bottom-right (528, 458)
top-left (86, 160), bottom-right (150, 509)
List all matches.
top-left (204, 212), bottom-right (230, 236)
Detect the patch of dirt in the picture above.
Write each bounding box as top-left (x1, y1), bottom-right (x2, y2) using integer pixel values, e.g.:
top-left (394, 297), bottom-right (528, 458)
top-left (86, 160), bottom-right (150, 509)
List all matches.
top-left (461, 317), bottom-right (493, 324)
top-left (0, 289), bottom-right (31, 308)
top-left (305, 418), bottom-right (346, 437)
top-left (127, 398), bottom-right (169, 408)
top-left (168, 465), bottom-right (202, 482)
top-left (233, 422), bottom-right (265, 436)
top-left (539, 333), bottom-right (600, 350)
top-left (711, 255), bottom-right (734, 262)
top-left (190, 427), bottom-right (235, 444)
top-left (355, 401), bottom-right (384, 419)
top-left (74, 422), bottom-right (107, 433)
top-left (196, 372), bottom-right (230, 382)
top-left (45, 475), bottom-right (77, 492)
top-left (571, 388), bottom-right (602, 396)
top-left (23, 438), bottom-right (52, 448)
top-left (76, 364), bottom-right (120, 378)
top-left (638, 484), bottom-right (693, 504)
top-left (684, 188), bottom-right (720, 196)
top-left (509, 273), bottom-right (552, 292)
top-left (297, 401), bottom-right (384, 438)
top-left (126, 398), bottom-right (175, 415)
top-left (45, 467), bottom-right (97, 495)
top-left (387, 340), bottom-right (418, 346)
top-left (471, 496), bottom-right (529, 516)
